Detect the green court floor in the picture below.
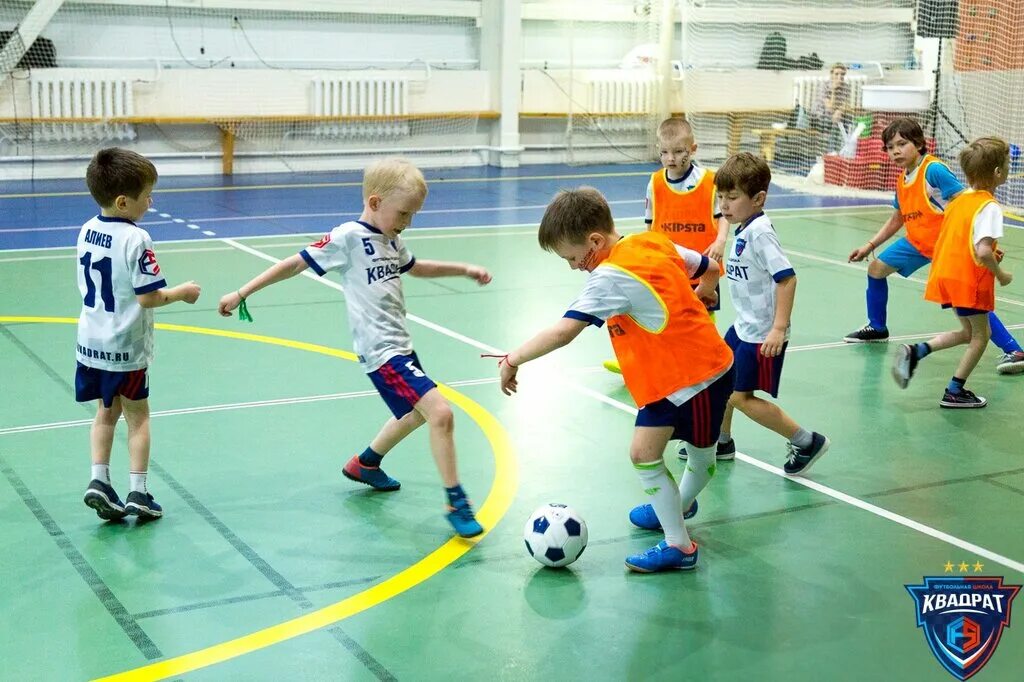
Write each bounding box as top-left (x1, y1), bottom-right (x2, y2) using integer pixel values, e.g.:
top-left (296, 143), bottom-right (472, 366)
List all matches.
top-left (1, 203), bottom-right (1023, 681)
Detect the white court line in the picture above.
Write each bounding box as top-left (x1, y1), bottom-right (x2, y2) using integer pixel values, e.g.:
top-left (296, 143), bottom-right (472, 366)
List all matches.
top-left (788, 247), bottom-right (1024, 309)
top-left (0, 203), bottom-right (890, 240)
top-left (0, 377), bottom-right (498, 437)
top-left (0, 208), bottom-right (888, 263)
top-left (209, 236), bottom-right (1024, 575)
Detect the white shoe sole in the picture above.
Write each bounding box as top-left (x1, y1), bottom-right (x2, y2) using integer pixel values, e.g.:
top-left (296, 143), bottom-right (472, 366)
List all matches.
top-left (939, 399), bottom-right (987, 409)
top-left (996, 362), bottom-right (1024, 375)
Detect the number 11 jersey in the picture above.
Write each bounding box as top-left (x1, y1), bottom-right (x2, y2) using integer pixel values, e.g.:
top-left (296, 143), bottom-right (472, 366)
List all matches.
top-left (76, 215), bottom-right (167, 371)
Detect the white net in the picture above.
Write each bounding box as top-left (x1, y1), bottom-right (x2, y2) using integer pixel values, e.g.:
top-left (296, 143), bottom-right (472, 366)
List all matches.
top-left (670, 0), bottom-right (1022, 211)
top-left (0, 1), bottom-right (488, 177)
top-left (521, 0), bottom-right (666, 165)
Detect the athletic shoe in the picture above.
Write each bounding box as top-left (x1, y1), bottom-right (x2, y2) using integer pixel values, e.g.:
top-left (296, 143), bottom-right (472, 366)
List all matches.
top-left (625, 540), bottom-right (698, 573)
top-left (891, 344), bottom-right (919, 389)
top-left (940, 388), bottom-right (987, 409)
top-left (603, 359), bottom-right (621, 374)
top-left (628, 500), bottom-right (698, 530)
top-left (996, 351), bottom-right (1024, 375)
top-left (125, 491), bottom-right (163, 519)
top-left (843, 325), bottom-right (889, 343)
top-left (83, 479), bottom-right (127, 521)
top-left (342, 455), bottom-right (401, 491)
top-left (783, 432), bottom-right (830, 475)
top-left (446, 497), bottom-right (484, 537)
top-left (679, 439), bottom-right (736, 461)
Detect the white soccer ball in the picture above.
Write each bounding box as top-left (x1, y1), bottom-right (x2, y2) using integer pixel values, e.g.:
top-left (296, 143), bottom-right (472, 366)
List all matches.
top-left (523, 503), bottom-right (588, 568)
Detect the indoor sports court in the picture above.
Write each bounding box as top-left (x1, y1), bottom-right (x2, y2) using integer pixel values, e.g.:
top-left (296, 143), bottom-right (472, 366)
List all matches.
top-left (2, 2), bottom-right (1023, 681)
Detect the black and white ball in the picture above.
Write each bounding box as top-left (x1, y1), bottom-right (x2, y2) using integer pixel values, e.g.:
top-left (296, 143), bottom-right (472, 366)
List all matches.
top-left (523, 503), bottom-right (588, 568)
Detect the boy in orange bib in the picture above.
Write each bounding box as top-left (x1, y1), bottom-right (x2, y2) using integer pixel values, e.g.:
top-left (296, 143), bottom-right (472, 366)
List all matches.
top-left (497, 187), bottom-right (733, 573)
top-left (845, 119), bottom-right (1023, 375)
top-left (604, 118), bottom-right (729, 375)
top-left (891, 138), bottom-right (1014, 408)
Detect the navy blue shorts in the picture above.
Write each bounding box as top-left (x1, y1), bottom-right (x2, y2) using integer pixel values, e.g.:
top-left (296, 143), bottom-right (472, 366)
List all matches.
top-left (634, 366), bottom-right (734, 448)
top-left (725, 326), bottom-right (787, 398)
top-left (368, 352), bottom-right (438, 419)
top-left (940, 304), bottom-right (989, 317)
top-left (75, 363), bottom-right (149, 408)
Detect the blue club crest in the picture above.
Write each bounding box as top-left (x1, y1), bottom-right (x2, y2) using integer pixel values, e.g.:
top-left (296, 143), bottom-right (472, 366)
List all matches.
top-left (905, 576), bottom-right (1020, 680)
top-left (734, 238), bottom-right (746, 256)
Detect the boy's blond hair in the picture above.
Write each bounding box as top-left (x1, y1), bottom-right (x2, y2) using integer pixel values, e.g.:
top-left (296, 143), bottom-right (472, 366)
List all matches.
top-left (714, 152), bottom-right (772, 198)
top-left (363, 158), bottom-right (428, 201)
top-left (658, 117), bottom-right (694, 142)
top-left (538, 186), bottom-right (614, 251)
top-left (959, 137), bottom-right (1010, 186)
top-left (86, 147), bottom-right (158, 208)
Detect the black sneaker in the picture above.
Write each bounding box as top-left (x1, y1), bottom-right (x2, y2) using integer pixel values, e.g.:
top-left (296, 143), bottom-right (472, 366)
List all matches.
top-left (83, 479), bottom-right (127, 521)
top-left (679, 439), bottom-right (736, 461)
top-left (844, 325), bottom-right (890, 343)
top-left (125, 491), bottom-right (163, 519)
top-left (939, 388), bottom-right (987, 409)
top-left (783, 433), bottom-right (830, 475)
top-left (891, 344), bottom-right (919, 389)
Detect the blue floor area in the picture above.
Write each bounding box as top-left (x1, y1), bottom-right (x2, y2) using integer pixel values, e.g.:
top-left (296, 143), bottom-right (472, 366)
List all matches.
top-left (1, 163), bottom-right (891, 251)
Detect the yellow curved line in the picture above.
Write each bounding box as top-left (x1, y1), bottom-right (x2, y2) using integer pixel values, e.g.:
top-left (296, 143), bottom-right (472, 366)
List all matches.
top-left (0, 317), bottom-right (516, 681)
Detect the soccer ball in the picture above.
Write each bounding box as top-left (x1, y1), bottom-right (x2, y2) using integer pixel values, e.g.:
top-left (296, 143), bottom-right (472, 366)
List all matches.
top-left (523, 503), bottom-right (588, 568)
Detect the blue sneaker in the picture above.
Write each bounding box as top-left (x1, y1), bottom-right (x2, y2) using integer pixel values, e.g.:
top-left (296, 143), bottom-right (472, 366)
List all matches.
top-left (446, 497), bottom-right (483, 537)
top-left (125, 491), bottom-right (163, 520)
top-left (343, 455), bottom-right (401, 491)
top-left (783, 432), bottom-right (831, 475)
top-left (627, 500), bottom-right (698, 530)
top-left (83, 479), bottom-right (127, 521)
top-left (625, 540), bottom-right (698, 573)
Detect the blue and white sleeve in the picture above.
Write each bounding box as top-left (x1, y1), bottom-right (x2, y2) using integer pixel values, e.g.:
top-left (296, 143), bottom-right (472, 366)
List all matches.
top-left (128, 232), bottom-right (167, 295)
top-left (673, 244), bottom-right (709, 278)
top-left (300, 226), bottom-right (349, 276)
top-left (925, 162), bottom-right (965, 201)
top-left (396, 236), bottom-right (416, 273)
top-left (564, 268), bottom-right (632, 328)
top-left (755, 232), bottom-right (795, 282)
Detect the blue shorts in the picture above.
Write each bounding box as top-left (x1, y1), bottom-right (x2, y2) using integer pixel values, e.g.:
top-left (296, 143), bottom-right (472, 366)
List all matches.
top-left (75, 363), bottom-right (149, 408)
top-left (940, 304), bottom-right (989, 317)
top-left (634, 366), bottom-right (734, 447)
top-left (877, 237), bottom-right (931, 278)
top-left (368, 352), bottom-right (438, 419)
top-left (725, 326), bottom-right (787, 398)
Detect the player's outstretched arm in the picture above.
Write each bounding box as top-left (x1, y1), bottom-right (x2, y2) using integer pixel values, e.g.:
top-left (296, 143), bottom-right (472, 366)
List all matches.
top-left (218, 254), bottom-right (308, 316)
top-left (497, 317), bottom-right (588, 395)
top-left (137, 281), bottom-right (201, 309)
top-left (849, 209), bottom-right (903, 262)
top-left (703, 216), bottom-right (731, 261)
top-left (408, 259), bottom-right (492, 285)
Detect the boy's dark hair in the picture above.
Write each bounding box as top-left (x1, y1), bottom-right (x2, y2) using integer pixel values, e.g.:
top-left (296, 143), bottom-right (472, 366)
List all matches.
top-left (881, 118), bottom-right (927, 155)
top-left (86, 147), bottom-right (158, 207)
top-left (538, 186), bottom-right (614, 251)
top-left (959, 136), bottom-right (1010, 186)
top-left (714, 152), bottom-right (771, 198)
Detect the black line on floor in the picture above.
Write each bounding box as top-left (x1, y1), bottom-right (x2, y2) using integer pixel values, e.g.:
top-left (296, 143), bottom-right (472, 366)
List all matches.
top-left (0, 456), bottom-right (163, 660)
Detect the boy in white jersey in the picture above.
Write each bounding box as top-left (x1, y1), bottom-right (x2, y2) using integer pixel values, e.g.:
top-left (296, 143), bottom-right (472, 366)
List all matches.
top-left (78, 148), bottom-right (201, 521)
top-left (716, 153), bottom-right (829, 475)
top-left (218, 158), bottom-right (491, 538)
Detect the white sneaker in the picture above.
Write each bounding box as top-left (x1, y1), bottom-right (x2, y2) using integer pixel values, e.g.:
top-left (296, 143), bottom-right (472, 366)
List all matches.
top-left (996, 351), bottom-right (1024, 375)
top-left (891, 344), bottom-right (918, 389)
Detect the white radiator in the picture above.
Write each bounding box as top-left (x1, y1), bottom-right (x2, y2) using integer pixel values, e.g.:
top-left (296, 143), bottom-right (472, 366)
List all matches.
top-left (587, 77), bottom-right (655, 115)
top-left (793, 74), bottom-right (866, 113)
top-left (29, 75), bottom-right (135, 142)
top-left (311, 77), bottom-right (410, 138)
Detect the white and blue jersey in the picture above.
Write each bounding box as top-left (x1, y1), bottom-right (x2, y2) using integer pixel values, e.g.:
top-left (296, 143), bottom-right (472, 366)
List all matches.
top-left (725, 212), bottom-right (795, 344)
top-left (75, 215), bottom-right (166, 371)
top-left (300, 220), bottom-right (417, 372)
